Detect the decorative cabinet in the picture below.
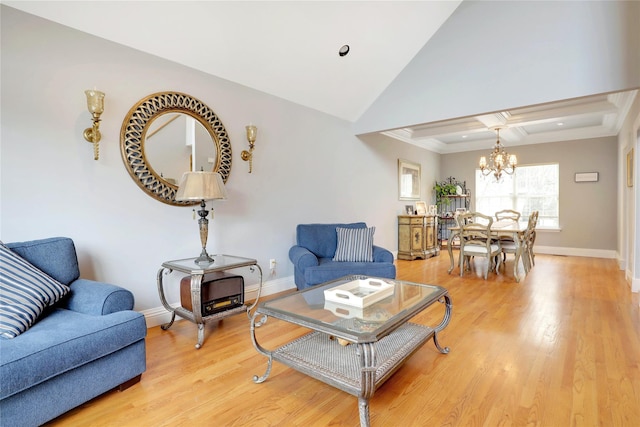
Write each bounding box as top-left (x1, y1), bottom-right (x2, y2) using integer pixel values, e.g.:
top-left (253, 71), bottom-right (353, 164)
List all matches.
top-left (397, 215), bottom-right (439, 260)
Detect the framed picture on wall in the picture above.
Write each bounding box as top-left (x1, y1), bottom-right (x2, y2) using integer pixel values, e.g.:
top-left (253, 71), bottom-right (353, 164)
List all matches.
top-left (398, 159), bottom-right (421, 200)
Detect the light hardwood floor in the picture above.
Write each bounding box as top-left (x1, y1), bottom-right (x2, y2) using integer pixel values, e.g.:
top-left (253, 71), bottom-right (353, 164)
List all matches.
top-left (46, 253), bottom-right (640, 426)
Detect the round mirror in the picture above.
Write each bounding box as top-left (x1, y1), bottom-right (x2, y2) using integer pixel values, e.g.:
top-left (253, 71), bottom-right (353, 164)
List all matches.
top-left (144, 113), bottom-right (217, 185)
top-left (120, 92), bottom-right (232, 205)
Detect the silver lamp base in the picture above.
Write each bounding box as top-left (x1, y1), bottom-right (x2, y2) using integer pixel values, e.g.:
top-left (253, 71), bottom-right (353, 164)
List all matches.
top-left (194, 250), bottom-right (214, 266)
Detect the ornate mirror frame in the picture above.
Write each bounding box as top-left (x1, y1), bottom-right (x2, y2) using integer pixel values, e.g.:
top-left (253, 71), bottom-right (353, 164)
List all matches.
top-left (120, 92), bottom-right (232, 206)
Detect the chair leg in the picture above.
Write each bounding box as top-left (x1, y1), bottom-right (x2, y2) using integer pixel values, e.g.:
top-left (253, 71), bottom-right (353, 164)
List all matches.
top-left (523, 249), bottom-right (531, 273)
top-left (485, 255), bottom-right (493, 280)
top-left (484, 255), bottom-right (494, 280)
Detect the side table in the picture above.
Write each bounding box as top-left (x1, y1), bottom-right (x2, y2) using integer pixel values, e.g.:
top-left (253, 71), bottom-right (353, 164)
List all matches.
top-left (157, 255), bottom-right (263, 349)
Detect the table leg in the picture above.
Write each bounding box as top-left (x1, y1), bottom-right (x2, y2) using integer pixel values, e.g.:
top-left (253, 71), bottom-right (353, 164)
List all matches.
top-left (157, 267), bottom-right (177, 330)
top-left (513, 233), bottom-right (523, 283)
top-left (250, 312), bottom-right (273, 383)
top-left (160, 312), bottom-right (175, 331)
top-left (194, 324), bottom-right (205, 349)
top-left (358, 397), bottom-right (371, 427)
top-left (357, 342), bottom-right (376, 427)
top-left (447, 230), bottom-right (459, 274)
top-left (433, 295), bottom-right (452, 354)
top-left (245, 264), bottom-right (264, 318)
top-left (190, 274), bottom-right (205, 349)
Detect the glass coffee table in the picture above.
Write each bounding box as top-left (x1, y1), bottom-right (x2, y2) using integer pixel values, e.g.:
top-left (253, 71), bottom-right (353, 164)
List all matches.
top-left (250, 275), bottom-right (452, 427)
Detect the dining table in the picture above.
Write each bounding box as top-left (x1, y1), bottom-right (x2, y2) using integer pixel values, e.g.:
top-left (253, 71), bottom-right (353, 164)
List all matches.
top-left (447, 219), bottom-right (528, 282)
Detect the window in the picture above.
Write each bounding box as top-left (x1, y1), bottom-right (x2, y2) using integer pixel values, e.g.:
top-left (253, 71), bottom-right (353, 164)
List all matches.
top-left (475, 163), bottom-right (559, 228)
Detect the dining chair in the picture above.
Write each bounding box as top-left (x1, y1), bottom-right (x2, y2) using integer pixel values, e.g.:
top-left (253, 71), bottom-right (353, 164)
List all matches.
top-left (501, 210), bottom-right (538, 274)
top-left (526, 211), bottom-right (539, 267)
top-left (456, 212), bottom-right (502, 280)
top-left (494, 209), bottom-right (521, 261)
top-left (495, 209), bottom-right (521, 222)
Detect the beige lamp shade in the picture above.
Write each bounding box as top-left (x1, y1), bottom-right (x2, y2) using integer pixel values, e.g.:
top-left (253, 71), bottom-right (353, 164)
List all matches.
top-left (175, 171), bottom-right (228, 201)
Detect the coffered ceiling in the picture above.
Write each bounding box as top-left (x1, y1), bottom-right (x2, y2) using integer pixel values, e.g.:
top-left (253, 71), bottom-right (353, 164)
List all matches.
top-left (382, 89), bottom-right (638, 154)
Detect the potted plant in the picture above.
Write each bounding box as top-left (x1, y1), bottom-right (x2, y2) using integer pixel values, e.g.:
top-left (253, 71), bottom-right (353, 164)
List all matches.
top-left (433, 180), bottom-right (458, 209)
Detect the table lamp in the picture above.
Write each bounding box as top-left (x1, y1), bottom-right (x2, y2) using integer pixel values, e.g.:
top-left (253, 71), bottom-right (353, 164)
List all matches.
top-left (175, 171), bottom-right (228, 265)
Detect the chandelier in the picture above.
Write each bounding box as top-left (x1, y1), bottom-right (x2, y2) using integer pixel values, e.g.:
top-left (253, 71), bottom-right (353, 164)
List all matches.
top-left (479, 127), bottom-right (517, 180)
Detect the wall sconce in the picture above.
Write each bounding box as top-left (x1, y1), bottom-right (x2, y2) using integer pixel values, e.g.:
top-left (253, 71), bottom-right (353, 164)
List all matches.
top-left (83, 89), bottom-right (105, 160)
top-left (241, 124), bottom-right (257, 173)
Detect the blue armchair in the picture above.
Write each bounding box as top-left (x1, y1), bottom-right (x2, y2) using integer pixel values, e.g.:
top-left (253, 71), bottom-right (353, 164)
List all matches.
top-left (289, 223), bottom-right (396, 290)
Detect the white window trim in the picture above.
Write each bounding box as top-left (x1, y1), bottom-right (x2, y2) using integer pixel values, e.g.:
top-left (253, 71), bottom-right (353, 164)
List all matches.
top-left (475, 162), bottom-right (560, 228)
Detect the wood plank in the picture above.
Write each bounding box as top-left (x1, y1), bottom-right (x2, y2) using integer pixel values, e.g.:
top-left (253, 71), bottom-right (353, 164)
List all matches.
top-left (44, 254), bottom-right (640, 426)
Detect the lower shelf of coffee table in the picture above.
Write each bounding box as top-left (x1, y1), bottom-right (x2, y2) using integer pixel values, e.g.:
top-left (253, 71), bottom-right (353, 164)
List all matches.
top-left (273, 322), bottom-right (434, 396)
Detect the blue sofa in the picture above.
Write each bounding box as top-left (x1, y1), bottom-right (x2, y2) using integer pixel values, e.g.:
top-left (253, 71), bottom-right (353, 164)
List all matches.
top-left (289, 223), bottom-right (396, 290)
top-left (0, 237), bottom-right (147, 427)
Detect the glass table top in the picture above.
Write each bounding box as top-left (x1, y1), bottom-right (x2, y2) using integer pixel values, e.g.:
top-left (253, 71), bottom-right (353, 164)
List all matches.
top-left (162, 255), bottom-right (257, 274)
top-left (257, 275), bottom-right (447, 342)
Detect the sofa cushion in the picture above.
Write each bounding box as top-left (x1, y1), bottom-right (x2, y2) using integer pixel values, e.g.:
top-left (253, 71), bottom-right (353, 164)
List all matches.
top-left (296, 223), bottom-right (367, 259)
top-left (333, 226), bottom-right (375, 262)
top-left (0, 242), bottom-right (70, 339)
top-left (0, 307), bottom-right (147, 400)
top-left (5, 237), bottom-right (80, 285)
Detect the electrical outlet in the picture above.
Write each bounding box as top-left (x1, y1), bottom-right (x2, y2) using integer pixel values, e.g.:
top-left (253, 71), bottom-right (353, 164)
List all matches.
top-left (269, 259), bottom-right (276, 269)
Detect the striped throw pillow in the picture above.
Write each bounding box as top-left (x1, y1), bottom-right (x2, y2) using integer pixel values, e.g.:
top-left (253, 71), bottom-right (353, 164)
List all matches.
top-left (333, 227), bottom-right (375, 262)
top-left (0, 242), bottom-right (70, 339)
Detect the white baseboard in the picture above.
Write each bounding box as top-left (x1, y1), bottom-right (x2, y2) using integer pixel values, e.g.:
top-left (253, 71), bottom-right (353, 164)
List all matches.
top-left (534, 245), bottom-right (617, 259)
top-left (634, 278), bottom-right (640, 294)
top-left (618, 256), bottom-right (626, 271)
top-left (142, 275), bottom-right (296, 328)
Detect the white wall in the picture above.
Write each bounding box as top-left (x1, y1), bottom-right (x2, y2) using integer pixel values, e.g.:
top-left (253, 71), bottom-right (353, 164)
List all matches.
top-left (0, 6), bottom-right (440, 313)
top-left (355, 0), bottom-right (640, 134)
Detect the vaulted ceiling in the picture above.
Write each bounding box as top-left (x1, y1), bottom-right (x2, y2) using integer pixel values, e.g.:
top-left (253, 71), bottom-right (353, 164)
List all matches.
top-left (3, 1), bottom-right (461, 122)
top-left (4, 1), bottom-right (637, 154)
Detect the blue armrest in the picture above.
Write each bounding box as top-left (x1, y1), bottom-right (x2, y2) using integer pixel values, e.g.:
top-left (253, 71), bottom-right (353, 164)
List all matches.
top-left (289, 245), bottom-right (319, 269)
top-left (61, 279), bottom-right (135, 316)
top-left (372, 245), bottom-right (394, 263)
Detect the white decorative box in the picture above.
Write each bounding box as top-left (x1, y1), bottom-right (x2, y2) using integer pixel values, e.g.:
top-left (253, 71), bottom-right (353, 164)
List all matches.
top-left (324, 278), bottom-right (394, 308)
